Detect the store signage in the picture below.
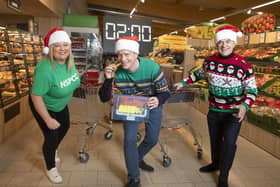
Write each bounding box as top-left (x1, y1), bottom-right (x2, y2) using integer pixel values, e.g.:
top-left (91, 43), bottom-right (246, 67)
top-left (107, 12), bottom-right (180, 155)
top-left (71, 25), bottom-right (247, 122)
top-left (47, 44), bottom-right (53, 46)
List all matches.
top-left (103, 15), bottom-right (152, 55)
top-left (244, 34), bottom-right (249, 44)
top-left (259, 33), bottom-right (265, 43)
top-left (277, 30), bottom-right (280, 42)
top-left (7, 0), bottom-right (21, 12)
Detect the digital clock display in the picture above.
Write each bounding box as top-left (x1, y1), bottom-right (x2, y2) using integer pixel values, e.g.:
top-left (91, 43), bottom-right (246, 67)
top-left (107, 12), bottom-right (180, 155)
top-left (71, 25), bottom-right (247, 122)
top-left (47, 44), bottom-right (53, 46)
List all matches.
top-left (103, 15), bottom-right (152, 55)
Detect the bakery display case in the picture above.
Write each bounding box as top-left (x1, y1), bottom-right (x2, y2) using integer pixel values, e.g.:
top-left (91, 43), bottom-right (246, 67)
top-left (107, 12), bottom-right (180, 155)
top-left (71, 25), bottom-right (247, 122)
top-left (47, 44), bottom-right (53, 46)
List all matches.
top-left (0, 29), bottom-right (43, 107)
top-left (0, 53), bottom-right (18, 106)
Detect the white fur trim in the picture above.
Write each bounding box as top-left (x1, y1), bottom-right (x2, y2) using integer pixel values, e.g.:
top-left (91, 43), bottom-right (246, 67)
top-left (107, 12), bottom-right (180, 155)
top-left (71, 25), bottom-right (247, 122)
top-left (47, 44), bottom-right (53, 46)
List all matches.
top-left (215, 30), bottom-right (239, 43)
top-left (115, 39), bottom-right (139, 54)
top-left (48, 31), bottom-right (71, 46)
top-left (43, 47), bottom-right (49, 54)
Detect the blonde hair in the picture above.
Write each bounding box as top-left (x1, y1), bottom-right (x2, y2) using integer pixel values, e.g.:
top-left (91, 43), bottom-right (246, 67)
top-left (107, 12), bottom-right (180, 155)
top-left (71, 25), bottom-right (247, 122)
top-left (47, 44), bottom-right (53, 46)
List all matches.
top-left (48, 44), bottom-right (73, 72)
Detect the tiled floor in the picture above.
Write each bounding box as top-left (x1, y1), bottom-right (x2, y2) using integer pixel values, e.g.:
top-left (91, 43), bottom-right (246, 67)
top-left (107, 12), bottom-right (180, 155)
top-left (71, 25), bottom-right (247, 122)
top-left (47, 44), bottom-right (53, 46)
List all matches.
top-left (0, 95), bottom-right (279, 187)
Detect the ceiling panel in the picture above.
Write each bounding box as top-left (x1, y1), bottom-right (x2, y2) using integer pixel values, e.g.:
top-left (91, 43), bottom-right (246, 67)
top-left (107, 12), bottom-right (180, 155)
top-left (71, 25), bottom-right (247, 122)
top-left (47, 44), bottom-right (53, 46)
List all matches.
top-left (87, 0), bottom-right (280, 36)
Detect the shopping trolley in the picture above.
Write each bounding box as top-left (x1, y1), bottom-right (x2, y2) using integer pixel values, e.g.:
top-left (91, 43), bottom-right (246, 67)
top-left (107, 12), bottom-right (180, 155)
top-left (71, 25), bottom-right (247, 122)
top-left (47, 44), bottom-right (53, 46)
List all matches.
top-left (157, 85), bottom-right (204, 168)
top-left (71, 82), bottom-right (113, 163)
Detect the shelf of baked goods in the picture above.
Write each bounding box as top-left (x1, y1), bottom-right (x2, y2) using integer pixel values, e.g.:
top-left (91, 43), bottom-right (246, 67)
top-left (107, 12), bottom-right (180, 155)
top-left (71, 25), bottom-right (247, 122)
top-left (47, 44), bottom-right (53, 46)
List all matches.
top-left (0, 29), bottom-right (43, 107)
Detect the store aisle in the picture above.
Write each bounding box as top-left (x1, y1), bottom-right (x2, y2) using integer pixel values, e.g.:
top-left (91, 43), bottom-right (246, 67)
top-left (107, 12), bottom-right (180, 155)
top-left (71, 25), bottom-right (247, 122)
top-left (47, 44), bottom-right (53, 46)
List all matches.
top-left (0, 97), bottom-right (279, 187)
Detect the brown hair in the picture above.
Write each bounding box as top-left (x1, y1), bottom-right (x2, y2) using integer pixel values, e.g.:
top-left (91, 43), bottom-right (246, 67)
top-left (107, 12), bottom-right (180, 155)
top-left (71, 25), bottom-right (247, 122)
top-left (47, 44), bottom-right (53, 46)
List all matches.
top-left (48, 44), bottom-right (73, 72)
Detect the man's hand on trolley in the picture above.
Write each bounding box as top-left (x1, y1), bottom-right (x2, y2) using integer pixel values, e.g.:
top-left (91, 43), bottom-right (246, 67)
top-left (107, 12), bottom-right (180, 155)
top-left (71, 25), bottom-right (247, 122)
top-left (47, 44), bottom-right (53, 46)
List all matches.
top-left (174, 82), bottom-right (184, 90)
top-left (147, 97), bottom-right (159, 109)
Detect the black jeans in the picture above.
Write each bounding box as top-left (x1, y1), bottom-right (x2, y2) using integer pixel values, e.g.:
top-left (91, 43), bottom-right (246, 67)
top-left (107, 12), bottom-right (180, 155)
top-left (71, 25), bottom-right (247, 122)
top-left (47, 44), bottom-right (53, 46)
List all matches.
top-left (29, 96), bottom-right (70, 170)
top-left (207, 110), bottom-right (241, 180)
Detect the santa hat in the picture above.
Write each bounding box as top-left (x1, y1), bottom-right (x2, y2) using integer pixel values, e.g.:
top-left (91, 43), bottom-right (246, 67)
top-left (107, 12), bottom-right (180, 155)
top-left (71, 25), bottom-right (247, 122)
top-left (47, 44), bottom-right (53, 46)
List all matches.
top-left (215, 25), bottom-right (243, 43)
top-left (115, 36), bottom-right (139, 54)
top-left (43, 27), bottom-right (71, 54)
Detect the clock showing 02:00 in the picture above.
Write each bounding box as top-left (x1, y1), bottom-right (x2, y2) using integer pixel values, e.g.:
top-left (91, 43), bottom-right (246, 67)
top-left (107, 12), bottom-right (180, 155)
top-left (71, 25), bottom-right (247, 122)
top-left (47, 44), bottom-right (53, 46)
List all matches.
top-left (103, 15), bottom-right (153, 55)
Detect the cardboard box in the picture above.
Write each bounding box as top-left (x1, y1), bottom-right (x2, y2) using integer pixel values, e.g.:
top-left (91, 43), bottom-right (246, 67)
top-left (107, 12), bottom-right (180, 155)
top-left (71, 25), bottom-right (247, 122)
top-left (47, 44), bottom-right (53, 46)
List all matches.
top-left (249, 33), bottom-right (260, 44)
top-left (160, 64), bottom-right (174, 86)
top-left (237, 35), bottom-right (244, 45)
top-left (266, 31), bottom-right (277, 43)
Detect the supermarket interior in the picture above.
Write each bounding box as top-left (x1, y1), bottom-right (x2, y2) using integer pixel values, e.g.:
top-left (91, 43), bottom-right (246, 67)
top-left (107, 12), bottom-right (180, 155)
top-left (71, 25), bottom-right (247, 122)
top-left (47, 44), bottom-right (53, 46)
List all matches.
top-left (0, 0), bottom-right (280, 187)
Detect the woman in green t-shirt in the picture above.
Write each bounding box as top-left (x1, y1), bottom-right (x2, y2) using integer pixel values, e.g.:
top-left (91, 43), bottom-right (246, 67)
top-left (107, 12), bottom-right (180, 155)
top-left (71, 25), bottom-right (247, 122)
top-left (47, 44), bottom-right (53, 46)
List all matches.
top-left (29, 28), bottom-right (80, 184)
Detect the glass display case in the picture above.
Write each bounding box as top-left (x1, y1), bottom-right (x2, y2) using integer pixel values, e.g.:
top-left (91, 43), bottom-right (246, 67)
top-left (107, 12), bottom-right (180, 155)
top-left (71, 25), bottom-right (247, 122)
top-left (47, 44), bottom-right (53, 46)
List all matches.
top-left (0, 29), bottom-right (43, 107)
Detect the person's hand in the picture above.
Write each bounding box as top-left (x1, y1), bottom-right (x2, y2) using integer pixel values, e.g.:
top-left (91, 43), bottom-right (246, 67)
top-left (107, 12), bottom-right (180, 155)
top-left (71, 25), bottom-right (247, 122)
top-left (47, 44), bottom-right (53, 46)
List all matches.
top-left (174, 82), bottom-right (184, 90)
top-left (232, 104), bottom-right (247, 122)
top-left (45, 117), bottom-right (61, 130)
top-left (147, 97), bottom-right (159, 109)
top-left (104, 64), bottom-right (117, 79)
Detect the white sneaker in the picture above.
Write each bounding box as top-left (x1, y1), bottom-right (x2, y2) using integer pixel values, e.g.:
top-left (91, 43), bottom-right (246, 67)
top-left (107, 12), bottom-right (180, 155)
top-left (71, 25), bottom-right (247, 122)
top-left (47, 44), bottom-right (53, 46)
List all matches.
top-left (55, 150), bottom-right (60, 162)
top-left (46, 167), bottom-right (63, 184)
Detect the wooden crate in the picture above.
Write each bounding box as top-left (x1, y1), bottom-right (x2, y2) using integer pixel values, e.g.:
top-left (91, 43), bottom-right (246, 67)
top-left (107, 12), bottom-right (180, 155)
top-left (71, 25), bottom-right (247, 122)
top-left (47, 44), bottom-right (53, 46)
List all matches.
top-left (173, 69), bottom-right (183, 83)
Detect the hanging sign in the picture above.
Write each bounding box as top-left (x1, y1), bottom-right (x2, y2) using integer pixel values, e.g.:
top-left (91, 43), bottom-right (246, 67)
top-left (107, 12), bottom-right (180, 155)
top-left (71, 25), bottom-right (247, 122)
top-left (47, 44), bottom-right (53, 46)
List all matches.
top-left (103, 15), bottom-right (152, 55)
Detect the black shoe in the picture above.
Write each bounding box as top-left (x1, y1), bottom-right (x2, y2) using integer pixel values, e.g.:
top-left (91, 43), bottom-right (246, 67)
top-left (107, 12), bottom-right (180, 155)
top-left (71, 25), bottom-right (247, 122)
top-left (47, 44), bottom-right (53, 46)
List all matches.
top-left (139, 160), bottom-right (154, 172)
top-left (199, 163), bottom-right (219, 173)
top-left (124, 179), bottom-right (140, 187)
top-left (217, 179), bottom-right (228, 187)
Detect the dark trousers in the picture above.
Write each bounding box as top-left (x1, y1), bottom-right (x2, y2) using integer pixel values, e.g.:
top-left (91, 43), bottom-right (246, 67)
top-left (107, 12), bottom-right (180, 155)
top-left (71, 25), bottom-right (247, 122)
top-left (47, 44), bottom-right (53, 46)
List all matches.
top-left (207, 110), bottom-right (241, 181)
top-left (123, 105), bottom-right (163, 181)
top-left (29, 96), bottom-right (70, 170)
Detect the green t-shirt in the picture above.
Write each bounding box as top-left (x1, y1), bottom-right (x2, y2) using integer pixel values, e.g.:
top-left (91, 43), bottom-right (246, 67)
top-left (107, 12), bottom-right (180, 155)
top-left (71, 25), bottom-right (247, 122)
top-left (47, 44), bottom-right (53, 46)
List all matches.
top-left (32, 57), bottom-right (80, 112)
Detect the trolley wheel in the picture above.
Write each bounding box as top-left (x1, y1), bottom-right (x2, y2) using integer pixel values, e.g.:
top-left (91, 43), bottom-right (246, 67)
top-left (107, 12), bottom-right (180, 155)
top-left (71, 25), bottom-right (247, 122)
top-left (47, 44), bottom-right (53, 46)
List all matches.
top-left (79, 152), bottom-right (89, 163)
top-left (137, 132), bottom-right (141, 142)
top-left (104, 130), bottom-right (113, 140)
top-left (197, 148), bottom-right (203, 160)
top-left (162, 155), bottom-right (172, 168)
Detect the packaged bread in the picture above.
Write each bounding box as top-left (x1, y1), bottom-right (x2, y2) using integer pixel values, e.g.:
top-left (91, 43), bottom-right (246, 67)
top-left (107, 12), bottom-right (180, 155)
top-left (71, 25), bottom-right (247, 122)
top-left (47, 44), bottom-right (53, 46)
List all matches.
top-left (2, 91), bottom-right (16, 97)
top-left (13, 58), bottom-right (24, 64)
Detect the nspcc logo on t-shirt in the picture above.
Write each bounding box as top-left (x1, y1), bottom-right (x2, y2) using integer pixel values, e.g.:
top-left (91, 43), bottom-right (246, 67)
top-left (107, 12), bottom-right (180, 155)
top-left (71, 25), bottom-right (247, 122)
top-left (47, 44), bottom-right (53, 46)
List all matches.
top-left (60, 73), bottom-right (79, 88)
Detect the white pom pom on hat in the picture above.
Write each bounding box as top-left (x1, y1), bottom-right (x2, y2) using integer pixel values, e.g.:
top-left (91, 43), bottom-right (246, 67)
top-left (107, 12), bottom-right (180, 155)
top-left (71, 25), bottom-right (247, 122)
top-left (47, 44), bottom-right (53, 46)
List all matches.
top-left (215, 25), bottom-right (243, 44)
top-left (43, 27), bottom-right (71, 54)
top-left (115, 36), bottom-right (139, 54)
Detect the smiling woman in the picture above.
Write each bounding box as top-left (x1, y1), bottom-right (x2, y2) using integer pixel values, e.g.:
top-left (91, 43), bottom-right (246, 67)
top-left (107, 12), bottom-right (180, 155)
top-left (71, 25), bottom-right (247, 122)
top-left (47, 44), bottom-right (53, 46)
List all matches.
top-left (28, 28), bottom-right (80, 184)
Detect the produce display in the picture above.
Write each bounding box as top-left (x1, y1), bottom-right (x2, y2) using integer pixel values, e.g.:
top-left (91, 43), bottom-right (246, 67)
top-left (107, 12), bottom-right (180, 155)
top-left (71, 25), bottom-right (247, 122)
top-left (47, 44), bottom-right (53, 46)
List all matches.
top-left (241, 13), bottom-right (276, 34)
top-left (184, 22), bottom-right (216, 39)
top-left (157, 35), bottom-right (190, 51)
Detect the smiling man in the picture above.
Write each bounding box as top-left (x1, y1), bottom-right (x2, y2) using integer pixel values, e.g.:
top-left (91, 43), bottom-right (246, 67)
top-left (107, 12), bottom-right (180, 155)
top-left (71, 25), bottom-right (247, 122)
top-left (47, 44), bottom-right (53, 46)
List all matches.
top-left (174, 25), bottom-right (258, 187)
top-left (99, 36), bottom-right (170, 187)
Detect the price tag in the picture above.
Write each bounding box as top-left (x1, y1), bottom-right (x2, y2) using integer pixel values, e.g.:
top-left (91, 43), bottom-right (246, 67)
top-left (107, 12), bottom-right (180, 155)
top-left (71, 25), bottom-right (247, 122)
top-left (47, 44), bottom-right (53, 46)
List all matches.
top-left (259, 33), bottom-right (265, 43)
top-left (277, 30), bottom-right (280, 42)
top-left (244, 34), bottom-right (249, 44)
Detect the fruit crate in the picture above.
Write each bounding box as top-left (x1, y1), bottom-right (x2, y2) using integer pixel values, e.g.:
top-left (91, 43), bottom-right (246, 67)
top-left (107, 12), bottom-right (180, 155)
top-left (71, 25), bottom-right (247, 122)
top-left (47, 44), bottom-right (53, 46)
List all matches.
top-left (247, 111), bottom-right (280, 137)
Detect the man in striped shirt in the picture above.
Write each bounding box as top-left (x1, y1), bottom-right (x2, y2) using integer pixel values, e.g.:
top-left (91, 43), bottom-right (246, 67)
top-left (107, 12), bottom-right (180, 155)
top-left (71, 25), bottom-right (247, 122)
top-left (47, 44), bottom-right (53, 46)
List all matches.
top-left (99, 36), bottom-right (170, 187)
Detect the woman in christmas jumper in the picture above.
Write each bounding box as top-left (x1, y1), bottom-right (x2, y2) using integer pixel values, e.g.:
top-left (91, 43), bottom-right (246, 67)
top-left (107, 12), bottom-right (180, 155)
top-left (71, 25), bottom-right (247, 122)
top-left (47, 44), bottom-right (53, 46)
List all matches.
top-left (29, 28), bottom-right (80, 184)
top-left (99, 36), bottom-right (170, 187)
top-left (175, 25), bottom-right (257, 187)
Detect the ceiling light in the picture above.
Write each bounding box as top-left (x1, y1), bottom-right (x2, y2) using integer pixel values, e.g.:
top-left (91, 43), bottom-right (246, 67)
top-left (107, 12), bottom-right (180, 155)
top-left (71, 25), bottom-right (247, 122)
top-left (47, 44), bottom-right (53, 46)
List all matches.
top-left (257, 11), bottom-right (263, 15)
top-left (210, 16), bottom-right (226, 22)
top-left (246, 9), bottom-right (252, 14)
top-left (251, 0), bottom-right (280, 10)
top-left (140, 0), bottom-right (145, 3)
top-left (130, 8), bottom-right (136, 16)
